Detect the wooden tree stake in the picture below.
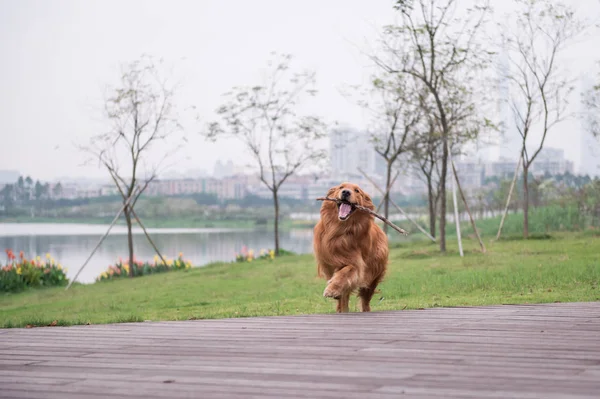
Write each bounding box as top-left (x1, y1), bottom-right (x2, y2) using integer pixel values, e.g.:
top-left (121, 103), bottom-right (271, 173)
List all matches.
top-left (450, 158), bottom-right (487, 254)
top-left (359, 168), bottom-right (436, 242)
top-left (130, 207), bottom-right (167, 265)
top-left (447, 143), bottom-right (464, 257)
top-left (496, 155), bottom-right (522, 241)
top-left (65, 190), bottom-right (137, 290)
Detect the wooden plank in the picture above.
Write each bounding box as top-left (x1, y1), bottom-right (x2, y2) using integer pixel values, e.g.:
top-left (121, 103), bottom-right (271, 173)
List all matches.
top-left (0, 302), bottom-right (599, 398)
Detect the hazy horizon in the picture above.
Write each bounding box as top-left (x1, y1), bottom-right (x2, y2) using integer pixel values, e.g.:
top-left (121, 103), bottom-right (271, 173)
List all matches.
top-left (1, 0), bottom-right (599, 182)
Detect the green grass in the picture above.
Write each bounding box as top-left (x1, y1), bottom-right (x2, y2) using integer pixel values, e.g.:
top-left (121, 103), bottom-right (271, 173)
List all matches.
top-left (1, 231), bottom-right (598, 328)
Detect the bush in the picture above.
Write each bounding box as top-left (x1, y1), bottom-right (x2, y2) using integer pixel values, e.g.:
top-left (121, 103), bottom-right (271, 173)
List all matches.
top-left (96, 253), bottom-right (192, 282)
top-left (1, 250), bottom-right (68, 293)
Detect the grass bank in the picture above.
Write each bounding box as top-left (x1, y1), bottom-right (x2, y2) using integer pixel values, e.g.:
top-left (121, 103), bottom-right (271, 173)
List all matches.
top-left (1, 216), bottom-right (316, 230)
top-left (1, 232), bottom-right (598, 328)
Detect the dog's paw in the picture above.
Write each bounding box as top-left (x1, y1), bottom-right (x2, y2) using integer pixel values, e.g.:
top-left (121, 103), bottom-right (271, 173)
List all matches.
top-left (323, 284), bottom-right (343, 299)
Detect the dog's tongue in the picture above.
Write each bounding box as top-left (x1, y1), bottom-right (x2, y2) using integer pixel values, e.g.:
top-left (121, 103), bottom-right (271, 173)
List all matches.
top-left (339, 203), bottom-right (352, 218)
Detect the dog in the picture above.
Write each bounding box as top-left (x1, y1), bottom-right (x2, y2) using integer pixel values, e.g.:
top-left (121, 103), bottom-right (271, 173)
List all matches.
top-left (313, 182), bottom-right (389, 313)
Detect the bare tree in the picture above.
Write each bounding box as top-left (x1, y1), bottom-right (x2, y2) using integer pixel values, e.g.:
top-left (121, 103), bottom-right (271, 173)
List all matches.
top-left (347, 72), bottom-right (422, 234)
top-left (409, 111), bottom-right (442, 238)
top-left (206, 53), bottom-right (327, 255)
top-left (84, 55), bottom-right (184, 277)
top-left (373, 0), bottom-right (492, 252)
top-left (502, 0), bottom-right (582, 238)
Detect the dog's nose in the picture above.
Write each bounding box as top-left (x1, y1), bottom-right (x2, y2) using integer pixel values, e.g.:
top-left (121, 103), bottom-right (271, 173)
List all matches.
top-left (341, 189), bottom-right (351, 198)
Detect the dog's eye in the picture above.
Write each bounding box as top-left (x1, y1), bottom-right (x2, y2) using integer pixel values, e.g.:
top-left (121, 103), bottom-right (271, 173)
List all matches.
top-left (354, 189), bottom-right (359, 193)
top-left (339, 186), bottom-right (343, 189)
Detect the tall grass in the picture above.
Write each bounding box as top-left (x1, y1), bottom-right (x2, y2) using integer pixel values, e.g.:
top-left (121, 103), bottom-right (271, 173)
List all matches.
top-left (447, 205), bottom-right (598, 239)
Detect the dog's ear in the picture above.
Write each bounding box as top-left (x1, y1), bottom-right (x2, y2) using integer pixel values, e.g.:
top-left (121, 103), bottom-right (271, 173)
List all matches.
top-left (326, 186), bottom-right (337, 198)
top-left (362, 192), bottom-right (375, 210)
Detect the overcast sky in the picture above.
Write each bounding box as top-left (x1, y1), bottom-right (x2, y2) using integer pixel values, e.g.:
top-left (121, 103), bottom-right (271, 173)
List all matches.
top-left (1, 0), bottom-right (599, 182)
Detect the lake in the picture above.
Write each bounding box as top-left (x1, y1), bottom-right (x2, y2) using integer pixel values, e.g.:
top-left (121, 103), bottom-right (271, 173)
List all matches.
top-left (0, 223), bottom-right (315, 284)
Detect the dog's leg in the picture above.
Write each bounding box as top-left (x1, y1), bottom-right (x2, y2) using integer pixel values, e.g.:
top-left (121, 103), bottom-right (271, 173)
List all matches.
top-left (359, 278), bottom-right (381, 312)
top-left (323, 265), bottom-right (359, 302)
top-left (335, 292), bottom-right (350, 313)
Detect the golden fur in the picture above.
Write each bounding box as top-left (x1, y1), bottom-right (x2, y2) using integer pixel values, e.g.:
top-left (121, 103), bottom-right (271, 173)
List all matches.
top-left (313, 182), bottom-right (389, 313)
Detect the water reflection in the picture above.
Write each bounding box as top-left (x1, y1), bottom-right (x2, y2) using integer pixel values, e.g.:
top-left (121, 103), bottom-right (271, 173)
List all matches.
top-left (0, 223), bottom-right (315, 284)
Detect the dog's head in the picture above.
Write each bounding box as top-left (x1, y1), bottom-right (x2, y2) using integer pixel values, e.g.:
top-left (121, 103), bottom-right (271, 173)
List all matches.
top-left (323, 182), bottom-right (374, 222)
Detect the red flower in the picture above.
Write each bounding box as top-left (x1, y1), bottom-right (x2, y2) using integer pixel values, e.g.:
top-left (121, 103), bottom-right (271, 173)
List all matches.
top-left (19, 251), bottom-right (24, 259)
top-left (5, 249), bottom-right (16, 261)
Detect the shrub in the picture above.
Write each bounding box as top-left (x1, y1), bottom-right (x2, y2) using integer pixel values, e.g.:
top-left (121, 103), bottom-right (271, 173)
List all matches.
top-left (96, 253), bottom-right (192, 282)
top-left (1, 250), bottom-right (69, 293)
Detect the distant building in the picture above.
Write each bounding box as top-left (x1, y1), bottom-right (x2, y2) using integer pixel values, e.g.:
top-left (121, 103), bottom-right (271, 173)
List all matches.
top-left (580, 131), bottom-right (600, 177)
top-left (330, 127), bottom-right (380, 180)
top-left (530, 147), bottom-right (574, 176)
top-left (481, 146), bottom-right (573, 182)
top-left (145, 175), bottom-right (255, 200)
top-left (454, 161), bottom-right (485, 191)
top-left (487, 41), bottom-right (523, 163)
top-left (484, 158), bottom-right (519, 180)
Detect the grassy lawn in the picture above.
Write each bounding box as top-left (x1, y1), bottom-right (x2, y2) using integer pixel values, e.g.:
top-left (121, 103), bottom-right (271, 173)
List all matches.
top-left (1, 231), bottom-right (599, 328)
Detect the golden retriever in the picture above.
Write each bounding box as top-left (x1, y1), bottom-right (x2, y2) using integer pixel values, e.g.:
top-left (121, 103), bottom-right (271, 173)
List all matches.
top-left (313, 182), bottom-right (389, 313)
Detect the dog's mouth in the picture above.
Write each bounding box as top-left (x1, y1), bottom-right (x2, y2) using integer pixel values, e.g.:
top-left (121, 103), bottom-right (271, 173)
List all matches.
top-left (337, 200), bottom-right (356, 221)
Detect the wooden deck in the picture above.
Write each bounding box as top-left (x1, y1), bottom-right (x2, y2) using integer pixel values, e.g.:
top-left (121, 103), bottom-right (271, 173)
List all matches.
top-left (1, 302), bottom-right (600, 399)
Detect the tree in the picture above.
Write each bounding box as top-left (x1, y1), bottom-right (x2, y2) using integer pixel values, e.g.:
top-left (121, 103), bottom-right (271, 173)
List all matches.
top-left (52, 182), bottom-right (63, 199)
top-left (34, 180), bottom-right (44, 200)
top-left (207, 53), bottom-right (327, 255)
top-left (349, 72), bottom-right (422, 234)
top-left (17, 176), bottom-right (24, 201)
top-left (373, 0), bottom-right (492, 252)
top-left (501, 0), bottom-right (581, 238)
top-left (0, 184), bottom-right (15, 208)
top-left (409, 110), bottom-right (442, 237)
top-left (84, 55), bottom-right (184, 277)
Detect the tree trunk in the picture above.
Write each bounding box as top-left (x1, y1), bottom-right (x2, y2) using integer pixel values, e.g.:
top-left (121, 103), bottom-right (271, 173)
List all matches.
top-left (439, 136), bottom-right (448, 253)
top-left (427, 177), bottom-right (436, 238)
top-left (272, 189), bottom-right (280, 255)
top-left (383, 161), bottom-right (393, 235)
top-left (523, 165), bottom-right (529, 239)
top-left (125, 206), bottom-right (135, 277)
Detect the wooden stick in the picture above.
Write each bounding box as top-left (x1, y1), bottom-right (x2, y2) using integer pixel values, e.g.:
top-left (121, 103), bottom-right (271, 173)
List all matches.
top-left (496, 154), bottom-right (522, 241)
top-left (65, 190), bottom-right (137, 290)
top-left (447, 142), bottom-right (464, 257)
top-left (450, 157), bottom-right (487, 254)
top-left (316, 197), bottom-right (409, 236)
top-left (359, 168), bottom-right (435, 242)
top-left (130, 207), bottom-right (167, 265)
